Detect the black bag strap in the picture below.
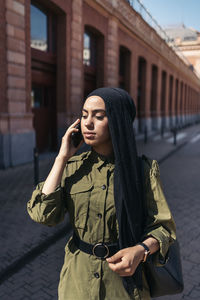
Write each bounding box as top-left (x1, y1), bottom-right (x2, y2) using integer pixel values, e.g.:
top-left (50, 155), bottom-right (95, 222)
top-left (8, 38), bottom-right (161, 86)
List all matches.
top-left (138, 155), bottom-right (148, 223)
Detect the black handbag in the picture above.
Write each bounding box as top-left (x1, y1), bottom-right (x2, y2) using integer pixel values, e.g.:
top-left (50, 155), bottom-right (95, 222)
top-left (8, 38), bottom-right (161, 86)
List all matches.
top-left (139, 156), bottom-right (184, 297)
top-left (144, 240), bottom-right (184, 297)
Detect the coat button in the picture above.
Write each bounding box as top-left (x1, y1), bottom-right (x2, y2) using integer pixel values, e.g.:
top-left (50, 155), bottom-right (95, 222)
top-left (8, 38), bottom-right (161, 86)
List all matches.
top-left (94, 272), bottom-right (100, 278)
top-left (97, 213), bottom-right (102, 219)
top-left (101, 184), bottom-right (106, 190)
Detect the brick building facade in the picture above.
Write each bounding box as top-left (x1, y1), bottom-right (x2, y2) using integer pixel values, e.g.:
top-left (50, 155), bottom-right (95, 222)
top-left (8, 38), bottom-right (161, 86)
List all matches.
top-left (0, 0), bottom-right (200, 168)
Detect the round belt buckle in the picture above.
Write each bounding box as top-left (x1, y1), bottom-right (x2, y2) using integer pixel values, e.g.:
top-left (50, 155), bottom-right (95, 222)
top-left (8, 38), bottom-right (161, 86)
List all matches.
top-left (92, 243), bottom-right (109, 259)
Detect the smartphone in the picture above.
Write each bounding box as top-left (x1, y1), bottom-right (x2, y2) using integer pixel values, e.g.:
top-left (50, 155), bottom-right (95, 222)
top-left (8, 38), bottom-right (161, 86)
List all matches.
top-left (71, 123), bottom-right (83, 147)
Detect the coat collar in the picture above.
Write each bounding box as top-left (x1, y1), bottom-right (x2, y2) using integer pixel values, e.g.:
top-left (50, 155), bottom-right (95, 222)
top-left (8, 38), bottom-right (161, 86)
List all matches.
top-left (89, 149), bottom-right (115, 171)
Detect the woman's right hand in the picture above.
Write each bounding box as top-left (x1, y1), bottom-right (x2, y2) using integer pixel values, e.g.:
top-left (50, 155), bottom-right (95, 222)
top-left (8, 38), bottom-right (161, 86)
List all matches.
top-left (57, 119), bottom-right (83, 162)
top-left (42, 119), bottom-right (83, 195)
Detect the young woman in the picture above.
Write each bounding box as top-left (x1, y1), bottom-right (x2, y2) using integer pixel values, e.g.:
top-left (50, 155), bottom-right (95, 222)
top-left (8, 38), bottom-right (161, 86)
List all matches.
top-left (27, 87), bottom-right (176, 300)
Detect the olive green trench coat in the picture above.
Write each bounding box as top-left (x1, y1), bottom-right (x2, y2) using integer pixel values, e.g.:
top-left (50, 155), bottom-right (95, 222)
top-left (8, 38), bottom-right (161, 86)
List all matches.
top-left (27, 150), bottom-right (176, 300)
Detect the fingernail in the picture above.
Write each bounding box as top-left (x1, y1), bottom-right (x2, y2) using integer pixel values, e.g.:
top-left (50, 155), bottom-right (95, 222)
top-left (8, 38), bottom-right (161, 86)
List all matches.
top-left (106, 258), bottom-right (111, 262)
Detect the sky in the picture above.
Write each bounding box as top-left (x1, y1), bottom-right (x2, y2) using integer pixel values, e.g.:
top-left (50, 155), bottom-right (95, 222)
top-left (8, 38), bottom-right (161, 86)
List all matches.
top-left (141, 0), bottom-right (200, 31)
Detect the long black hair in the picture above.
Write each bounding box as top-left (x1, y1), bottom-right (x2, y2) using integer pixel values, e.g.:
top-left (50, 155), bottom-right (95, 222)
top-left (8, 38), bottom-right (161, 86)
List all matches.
top-left (88, 87), bottom-right (144, 293)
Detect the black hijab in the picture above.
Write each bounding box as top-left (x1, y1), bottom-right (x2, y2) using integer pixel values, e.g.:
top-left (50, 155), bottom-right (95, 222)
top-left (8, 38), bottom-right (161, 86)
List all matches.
top-left (87, 87), bottom-right (144, 293)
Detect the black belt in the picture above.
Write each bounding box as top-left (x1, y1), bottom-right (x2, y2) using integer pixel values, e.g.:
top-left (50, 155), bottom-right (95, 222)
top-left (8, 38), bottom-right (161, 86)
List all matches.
top-left (73, 232), bottom-right (119, 260)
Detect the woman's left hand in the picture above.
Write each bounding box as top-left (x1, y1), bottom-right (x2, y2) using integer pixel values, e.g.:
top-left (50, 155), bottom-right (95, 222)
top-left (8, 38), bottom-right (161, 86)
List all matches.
top-left (106, 245), bottom-right (145, 277)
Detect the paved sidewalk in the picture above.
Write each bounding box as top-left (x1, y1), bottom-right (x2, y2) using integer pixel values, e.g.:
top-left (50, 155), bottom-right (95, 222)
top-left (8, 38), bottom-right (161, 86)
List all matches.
top-left (0, 123), bottom-right (200, 299)
top-left (0, 152), bottom-right (69, 278)
top-left (136, 123), bottom-right (199, 161)
top-left (153, 132), bottom-right (200, 300)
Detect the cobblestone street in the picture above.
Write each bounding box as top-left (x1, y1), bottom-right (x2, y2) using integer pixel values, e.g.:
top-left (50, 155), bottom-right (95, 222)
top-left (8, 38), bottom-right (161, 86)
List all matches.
top-left (154, 134), bottom-right (200, 300)
top-left (0, 125), bottom-right (200, 300)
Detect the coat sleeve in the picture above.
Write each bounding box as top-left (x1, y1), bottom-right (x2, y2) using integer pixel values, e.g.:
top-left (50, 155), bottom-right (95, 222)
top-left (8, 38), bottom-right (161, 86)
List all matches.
top-left (141, 158), bottom-right (176, 266)
top-left (27, 168), bottom-right (68, 227)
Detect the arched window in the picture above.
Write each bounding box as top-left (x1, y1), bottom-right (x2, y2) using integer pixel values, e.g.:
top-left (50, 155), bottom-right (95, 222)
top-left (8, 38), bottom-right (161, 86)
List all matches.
top-left (160, 70), bottom-right (167, 130)
top-left (31, 1), bottom-right (57, 152)
top-left (168, 75), bottom-right (173, 127)
top-left (83, 26), bottom-right (104, 98)
top-left (137, 57), bottom-right (146, 132)
top-left (31, 4), bottom-right (48, 51)
top-left (83, 32), bottom-right (96, 67)
top-left (161, 71), bottom-right (167, 116)
top-left (31, 3), bottom-right (56, 53)
top-left (119, 46), bottom-right (131, 92)
top-left (150, 65), bottom-right (158, 121)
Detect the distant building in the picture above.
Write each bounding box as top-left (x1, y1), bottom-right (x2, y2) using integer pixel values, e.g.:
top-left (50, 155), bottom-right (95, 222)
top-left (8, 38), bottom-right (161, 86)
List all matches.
top-left (165, 24), bottom-right (200, 77)
top-left (0, 1), bottom-right (200, 168)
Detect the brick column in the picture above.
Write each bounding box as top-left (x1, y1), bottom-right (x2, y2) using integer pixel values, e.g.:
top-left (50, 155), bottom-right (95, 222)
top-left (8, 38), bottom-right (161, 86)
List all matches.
top-left (0, 0), bottom-right (35, 168)
top-left (56, 13), bottom-right (69, 141)
top-left (7, 0), bottom-right (26, 115)
top-left (130, 51), bottom-right (138, 103)
top-left (0, 0), bottom-right (8, 168)
top-left (106, 17), bottom-right (118, 86)
top-left (68, 0), bottom-right (83, 123)
top-left (0, 0), bottom-right (7, 114)
top-left (130, 51), bottom-right (139, 132)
